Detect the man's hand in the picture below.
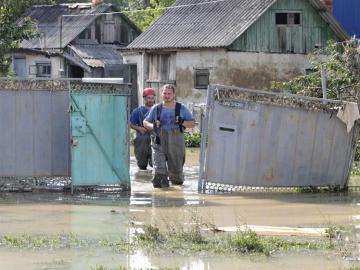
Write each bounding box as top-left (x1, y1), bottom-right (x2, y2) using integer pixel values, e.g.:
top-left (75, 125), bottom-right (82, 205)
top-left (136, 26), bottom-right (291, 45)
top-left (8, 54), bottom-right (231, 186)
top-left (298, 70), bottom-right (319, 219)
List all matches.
top-left (155, 120), bottom-right (161, 128)
top-left (138, 127), bottom-right (147, 134)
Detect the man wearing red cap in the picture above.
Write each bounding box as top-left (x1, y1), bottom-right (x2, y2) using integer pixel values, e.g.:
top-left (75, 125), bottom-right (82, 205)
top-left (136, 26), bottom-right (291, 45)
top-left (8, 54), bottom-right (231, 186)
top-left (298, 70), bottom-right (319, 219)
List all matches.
top-left (130, 88), bottom-right (156, 170)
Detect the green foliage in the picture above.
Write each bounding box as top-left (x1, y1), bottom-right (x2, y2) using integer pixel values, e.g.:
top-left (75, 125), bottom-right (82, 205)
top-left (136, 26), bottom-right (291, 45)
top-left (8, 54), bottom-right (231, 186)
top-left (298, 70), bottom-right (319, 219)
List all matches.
top-left (137, 224), bottom-right (163, 242)
top-left (133, 223), bottom-right (330, 257)
top-left (295, 185), bottom-right (345, 193)
top-left (0, 0), bottom-right (56, 76)
top-left (90, 266), bottom-right (179, 270)
top-left (228, 230), bottom-right (264, 253)
top-left (121, 0), bottom-right (175, 31)
top-left (351, 161), bottom-right (360, 176)
top-left (130, 128), bottom-right (135, 145)
top-left (271, 39), bottom-right (360, 101)
top-left (184, 132), bottom-right (201, 147)
top-left (355, 141), bottom-right (360, 161)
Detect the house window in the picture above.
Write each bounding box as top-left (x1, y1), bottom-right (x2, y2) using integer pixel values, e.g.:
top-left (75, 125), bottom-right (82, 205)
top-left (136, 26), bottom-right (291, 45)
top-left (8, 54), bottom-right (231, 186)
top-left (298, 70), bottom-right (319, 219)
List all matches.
top-left (195, 69), bottom-right (209, 89)
top-left (275, 12), bottom-right (301, 25)
top-left (275, 11), bottom-right (303, 53)
top-left (36, 62), bottom-right (51, 78)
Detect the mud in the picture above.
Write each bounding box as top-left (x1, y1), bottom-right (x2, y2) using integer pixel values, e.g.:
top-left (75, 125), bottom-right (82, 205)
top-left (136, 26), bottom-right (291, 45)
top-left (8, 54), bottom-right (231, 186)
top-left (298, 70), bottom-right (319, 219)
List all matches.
top-left (0, 148), bottom-right (358, 269)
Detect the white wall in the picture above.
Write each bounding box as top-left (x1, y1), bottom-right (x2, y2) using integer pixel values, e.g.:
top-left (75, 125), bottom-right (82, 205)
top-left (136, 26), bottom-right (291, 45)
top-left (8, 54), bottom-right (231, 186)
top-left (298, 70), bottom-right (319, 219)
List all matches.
top-left (123, 49), bottom-right (312, 106)
top-left (10, 53), bottom-right (65, 78)
top-left (122, 51), bottom-right (145, 105)
top-left (175, 49), bottom-right (311, 104)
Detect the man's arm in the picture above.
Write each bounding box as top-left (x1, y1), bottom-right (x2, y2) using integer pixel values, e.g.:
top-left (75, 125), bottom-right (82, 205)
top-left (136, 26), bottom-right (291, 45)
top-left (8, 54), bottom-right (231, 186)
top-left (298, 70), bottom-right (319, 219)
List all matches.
top-left (181, 105), bottom-right (196, 129)
top-left (182, 120), bottom-right (196, 129)
top-left (143, 119), bottom-right (154, 130)
top-left (143, 119), bottom-right (161, 130)
top-left (130, 123), bottom-right (147, 134)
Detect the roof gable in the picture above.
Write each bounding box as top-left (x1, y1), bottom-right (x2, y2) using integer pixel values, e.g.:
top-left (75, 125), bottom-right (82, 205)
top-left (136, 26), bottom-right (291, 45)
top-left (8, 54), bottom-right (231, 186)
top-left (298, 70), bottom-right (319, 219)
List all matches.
top-left (21, 3), bottom-right (112, 49)
top-left (127, 0), bottom-right (348, 50)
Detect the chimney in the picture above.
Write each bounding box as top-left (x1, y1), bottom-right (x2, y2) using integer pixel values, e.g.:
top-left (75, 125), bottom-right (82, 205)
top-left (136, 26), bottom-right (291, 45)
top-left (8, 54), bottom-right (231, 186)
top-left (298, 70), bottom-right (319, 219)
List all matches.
top-left (321, 0), bottom-right (333, 13)
top-left (92, 0), bottom-right (103, 6)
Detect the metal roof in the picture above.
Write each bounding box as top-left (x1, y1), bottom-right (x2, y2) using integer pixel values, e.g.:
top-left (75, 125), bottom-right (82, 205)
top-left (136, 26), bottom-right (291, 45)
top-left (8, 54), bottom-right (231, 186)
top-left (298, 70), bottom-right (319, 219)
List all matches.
top-left (127, 0), bottom-right (348, 50)
top-left (68, 44), bottom-right (123, 68)
top-left (21, 3), bottom-right (112, 49)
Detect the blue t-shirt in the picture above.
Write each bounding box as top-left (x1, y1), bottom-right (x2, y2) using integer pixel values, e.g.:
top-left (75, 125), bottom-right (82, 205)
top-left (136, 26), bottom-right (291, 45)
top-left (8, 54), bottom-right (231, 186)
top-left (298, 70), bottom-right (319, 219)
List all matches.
top-left (130, 106), bottom-right (149, 127)
top-left (145, 103), bottom-right (194, 130)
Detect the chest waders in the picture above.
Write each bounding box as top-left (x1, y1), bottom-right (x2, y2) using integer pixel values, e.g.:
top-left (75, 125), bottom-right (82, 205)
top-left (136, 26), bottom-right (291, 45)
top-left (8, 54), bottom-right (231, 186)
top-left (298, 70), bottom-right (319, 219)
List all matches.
top-left (151, 103), bottom-right (186, 188)
top-left (134, 107), bottom-right (152, 170)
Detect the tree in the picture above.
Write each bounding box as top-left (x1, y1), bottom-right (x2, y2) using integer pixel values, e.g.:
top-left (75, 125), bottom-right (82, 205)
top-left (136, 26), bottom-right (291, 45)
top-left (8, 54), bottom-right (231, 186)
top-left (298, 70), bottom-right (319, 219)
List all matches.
top-left (271, 39), bottom-right (360, 102)
top-left (0, 0), bottom-right (54, 76)
top-left (122, 0), bottom-right (175, 31)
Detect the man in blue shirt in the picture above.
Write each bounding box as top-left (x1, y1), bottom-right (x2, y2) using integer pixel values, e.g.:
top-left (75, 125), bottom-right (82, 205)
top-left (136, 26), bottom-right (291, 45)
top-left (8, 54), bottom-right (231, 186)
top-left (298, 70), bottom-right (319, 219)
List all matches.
top-left (144, 84), bottom-right (196, 188)
top-left (130, 88), bottom-right (156, 170)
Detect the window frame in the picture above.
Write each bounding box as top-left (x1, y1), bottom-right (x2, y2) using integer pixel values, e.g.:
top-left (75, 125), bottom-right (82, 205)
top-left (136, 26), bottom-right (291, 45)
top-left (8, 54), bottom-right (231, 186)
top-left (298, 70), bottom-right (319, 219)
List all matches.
top-left (194, 68), bottom-right (210, 89)
top-left (275, 11), bottom-right (302, 26)
top-left (35, 62), bottom-right (52, 78)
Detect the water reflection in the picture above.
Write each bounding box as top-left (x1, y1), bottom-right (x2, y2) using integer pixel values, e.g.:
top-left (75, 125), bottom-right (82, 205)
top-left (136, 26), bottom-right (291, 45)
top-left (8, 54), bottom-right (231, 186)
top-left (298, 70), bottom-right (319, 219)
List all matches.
top-left (0, 149), bottom-right (358, 269)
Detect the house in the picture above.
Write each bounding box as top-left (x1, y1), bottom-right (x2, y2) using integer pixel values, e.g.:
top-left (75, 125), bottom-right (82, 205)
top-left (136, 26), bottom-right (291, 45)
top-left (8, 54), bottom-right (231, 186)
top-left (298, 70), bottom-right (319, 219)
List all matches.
top-left (122, 0), bottom-right (348, 106)
top-left (10, 0), bottom-right (141, 79)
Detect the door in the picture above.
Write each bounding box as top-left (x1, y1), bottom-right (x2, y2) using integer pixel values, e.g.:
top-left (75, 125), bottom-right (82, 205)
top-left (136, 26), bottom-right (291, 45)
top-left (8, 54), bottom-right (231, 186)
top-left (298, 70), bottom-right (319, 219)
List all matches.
top-left (70, 86), bottom-right (129, 188)
top-left (13, 56), bottom-right (26, 77)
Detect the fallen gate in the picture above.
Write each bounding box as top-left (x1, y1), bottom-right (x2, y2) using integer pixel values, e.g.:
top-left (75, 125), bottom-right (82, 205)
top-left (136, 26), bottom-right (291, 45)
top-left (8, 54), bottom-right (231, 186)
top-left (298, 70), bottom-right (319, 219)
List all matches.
top-left (0, 78), bottom-right (131, 190)
top-left (199, 85), bottom-right (359, 192)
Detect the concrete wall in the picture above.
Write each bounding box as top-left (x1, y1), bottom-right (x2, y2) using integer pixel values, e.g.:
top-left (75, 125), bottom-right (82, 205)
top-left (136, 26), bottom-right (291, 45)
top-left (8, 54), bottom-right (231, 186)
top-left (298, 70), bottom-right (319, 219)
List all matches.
top-left (122, 52), bottom-right (145, 105)
top-left (176, 49), bottom-right (311, 104)
top-left (10, 53), bottom-right (64, 78)
top-left (124, 49), bottom-right (311, 106)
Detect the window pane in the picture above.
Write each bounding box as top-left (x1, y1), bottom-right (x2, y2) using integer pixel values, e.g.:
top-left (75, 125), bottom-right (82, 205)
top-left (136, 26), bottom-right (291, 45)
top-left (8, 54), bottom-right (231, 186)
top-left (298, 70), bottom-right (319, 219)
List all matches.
top-left (276, 13), bottom-right (287, 25)
top-left (195, 69), bottom-right (209, 89)
top-left (294, 13), bottom-right (301, 25)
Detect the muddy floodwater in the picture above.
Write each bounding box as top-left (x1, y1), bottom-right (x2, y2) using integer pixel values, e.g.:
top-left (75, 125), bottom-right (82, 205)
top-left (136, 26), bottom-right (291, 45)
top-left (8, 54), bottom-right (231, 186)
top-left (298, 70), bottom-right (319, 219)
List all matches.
top-left (0, 148), bottom-right (359, 270)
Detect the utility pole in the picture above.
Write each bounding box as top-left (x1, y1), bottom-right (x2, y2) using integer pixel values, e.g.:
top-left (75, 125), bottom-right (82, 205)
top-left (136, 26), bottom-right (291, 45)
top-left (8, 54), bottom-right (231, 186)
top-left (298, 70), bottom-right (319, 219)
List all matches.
top-left (321, 65), bottom-right (327, 101)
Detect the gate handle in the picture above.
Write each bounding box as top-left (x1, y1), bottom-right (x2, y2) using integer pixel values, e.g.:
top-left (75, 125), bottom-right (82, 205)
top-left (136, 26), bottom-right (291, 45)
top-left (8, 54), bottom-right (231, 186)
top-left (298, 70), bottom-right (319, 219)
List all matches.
top-left (219, 127), bottom-right (235, 132)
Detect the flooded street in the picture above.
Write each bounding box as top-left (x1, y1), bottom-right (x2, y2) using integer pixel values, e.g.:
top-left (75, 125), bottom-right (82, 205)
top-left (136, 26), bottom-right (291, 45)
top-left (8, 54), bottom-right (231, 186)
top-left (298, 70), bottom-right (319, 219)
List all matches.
top-left (0, 148), bottom-right (359, 269)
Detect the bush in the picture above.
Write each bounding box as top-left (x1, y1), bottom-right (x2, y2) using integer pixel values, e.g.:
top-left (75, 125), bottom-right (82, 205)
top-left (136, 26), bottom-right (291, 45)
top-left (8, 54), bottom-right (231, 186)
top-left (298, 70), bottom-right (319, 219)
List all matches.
top-left (355, 140), bottom-right (360, 161)
top-left (184, 132), bottom-right (201, 147)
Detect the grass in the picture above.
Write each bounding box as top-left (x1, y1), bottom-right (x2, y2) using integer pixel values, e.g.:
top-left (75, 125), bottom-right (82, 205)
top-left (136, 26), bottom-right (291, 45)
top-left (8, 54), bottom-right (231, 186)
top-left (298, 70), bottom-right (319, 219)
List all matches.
top-left (0, 226), bottom-right (331, 257)
top-left (90, 266), bottom-right (179, 270)
top-left (132, 224), bottom-right (331, 257)
top-left (295, 185), bottom-right (348, 193)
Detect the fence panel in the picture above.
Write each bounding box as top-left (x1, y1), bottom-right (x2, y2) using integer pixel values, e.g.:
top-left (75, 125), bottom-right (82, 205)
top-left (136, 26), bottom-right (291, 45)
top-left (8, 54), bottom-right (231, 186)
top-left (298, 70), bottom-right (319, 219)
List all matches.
top-left (0, 79), bottom-right (70, 177)
top-left (199, 85), bottom-right (358, 191)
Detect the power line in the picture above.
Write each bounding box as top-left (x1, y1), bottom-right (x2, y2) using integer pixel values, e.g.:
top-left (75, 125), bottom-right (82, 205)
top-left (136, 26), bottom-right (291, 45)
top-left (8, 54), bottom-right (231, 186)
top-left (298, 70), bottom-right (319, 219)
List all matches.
top-left (61, 0), bottom-right (227, 17)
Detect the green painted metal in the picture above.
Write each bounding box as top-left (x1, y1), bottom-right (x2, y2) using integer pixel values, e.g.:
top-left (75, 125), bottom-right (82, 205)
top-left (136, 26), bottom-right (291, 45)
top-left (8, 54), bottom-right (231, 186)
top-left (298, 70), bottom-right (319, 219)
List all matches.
top-left (229, 0), bottom-right (339, 53)
top-left (70, 91), bottom-right (129, 187)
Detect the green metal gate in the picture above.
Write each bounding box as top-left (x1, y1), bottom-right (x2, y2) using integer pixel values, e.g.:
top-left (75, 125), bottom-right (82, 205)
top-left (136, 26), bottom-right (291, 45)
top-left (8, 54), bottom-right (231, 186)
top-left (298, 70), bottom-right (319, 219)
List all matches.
top-left (69, 81), bottom-right (130, 189)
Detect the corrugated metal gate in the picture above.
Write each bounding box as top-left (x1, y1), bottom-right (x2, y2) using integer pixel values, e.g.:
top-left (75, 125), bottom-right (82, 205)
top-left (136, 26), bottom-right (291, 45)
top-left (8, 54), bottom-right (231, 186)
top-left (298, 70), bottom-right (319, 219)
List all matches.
top-left (0, 78), bottom-right (131, 189)
top-left (199, 85), bottom-right (359, 191)
top-left (0, 79), bottom-right (70, 176)
top-left (70, 82), bottom-right (130, 187)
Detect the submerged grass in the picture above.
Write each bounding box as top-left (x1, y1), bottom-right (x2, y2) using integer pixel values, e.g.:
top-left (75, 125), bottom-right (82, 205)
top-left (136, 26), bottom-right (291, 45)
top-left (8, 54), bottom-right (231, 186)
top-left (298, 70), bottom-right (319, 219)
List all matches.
top-left (0, 227), bottom-right (331, 257)
top-left (90, 266), bottom-right (179, 270)
top-left (132, 224), bottom-right (330, 257)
